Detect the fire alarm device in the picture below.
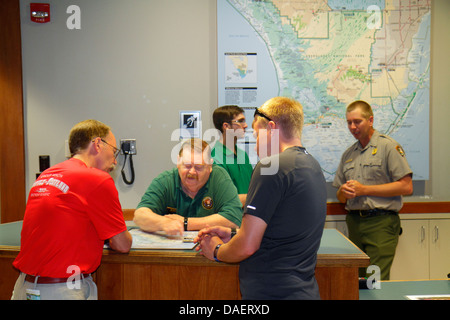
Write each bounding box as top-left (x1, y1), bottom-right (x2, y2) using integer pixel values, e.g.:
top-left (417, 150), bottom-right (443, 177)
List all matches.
top-left (30, 3), bottom-right (50, 23)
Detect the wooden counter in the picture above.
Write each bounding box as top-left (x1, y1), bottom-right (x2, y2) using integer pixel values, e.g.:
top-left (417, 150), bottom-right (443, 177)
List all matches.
top-left (95, 228), bottom-right (368, 300)
top-left (0, 221), bottom-right (368, 300)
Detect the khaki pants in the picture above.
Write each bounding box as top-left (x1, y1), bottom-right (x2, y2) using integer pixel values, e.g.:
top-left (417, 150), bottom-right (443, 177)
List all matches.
top-left (11, 272), bottom-right (98, 300)
top-left (346, 213), bottom-right (401, 280)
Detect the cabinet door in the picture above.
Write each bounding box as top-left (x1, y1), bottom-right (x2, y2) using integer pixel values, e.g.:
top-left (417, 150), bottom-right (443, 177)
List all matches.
top-left (429, 219), bottom-right (450, 279)
top-left (390, 219), bottom-right (429, 280)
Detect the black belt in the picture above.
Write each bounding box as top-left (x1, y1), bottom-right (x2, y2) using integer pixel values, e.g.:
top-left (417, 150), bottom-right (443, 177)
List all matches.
top-left (348, 209), bottom-right (397, 217)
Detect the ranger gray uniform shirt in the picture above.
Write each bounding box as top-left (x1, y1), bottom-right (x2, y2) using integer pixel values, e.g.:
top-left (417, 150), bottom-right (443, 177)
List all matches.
top-left (333, 130), bottom-right (412, 212)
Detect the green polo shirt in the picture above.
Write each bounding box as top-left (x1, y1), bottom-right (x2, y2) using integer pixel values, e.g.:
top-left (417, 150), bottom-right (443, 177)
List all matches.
top-left (137, 165), bottom-right (243, 226)
top-left (211, 141), bottom-right (253, 194)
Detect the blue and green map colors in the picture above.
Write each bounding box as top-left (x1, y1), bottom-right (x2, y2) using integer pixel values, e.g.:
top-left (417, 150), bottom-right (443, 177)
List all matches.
top-left (218, 0), bottom-right (430, 181)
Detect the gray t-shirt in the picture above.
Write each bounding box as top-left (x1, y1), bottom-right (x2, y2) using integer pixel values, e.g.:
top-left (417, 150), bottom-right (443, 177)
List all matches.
top-left (239, 146), bottom-right (327, 300)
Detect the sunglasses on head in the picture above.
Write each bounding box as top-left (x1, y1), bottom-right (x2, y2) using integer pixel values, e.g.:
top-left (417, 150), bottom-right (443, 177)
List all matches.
top-left (253, 108), bottom-right (273, 122)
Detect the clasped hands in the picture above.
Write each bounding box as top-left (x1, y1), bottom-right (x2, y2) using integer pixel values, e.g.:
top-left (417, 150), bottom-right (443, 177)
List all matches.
top-left (340, 179), bottom-right (366, 199)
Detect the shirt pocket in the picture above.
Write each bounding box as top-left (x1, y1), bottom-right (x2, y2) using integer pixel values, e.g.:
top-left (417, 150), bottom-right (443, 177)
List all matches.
top-left (362, 158), bottom-right (382, 181)
top-left (343, 162), bottom-right (356, 180)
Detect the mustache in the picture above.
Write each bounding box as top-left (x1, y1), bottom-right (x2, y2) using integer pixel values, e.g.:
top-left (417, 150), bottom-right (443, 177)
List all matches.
top-left (186, 173), bottom-right (198, 180)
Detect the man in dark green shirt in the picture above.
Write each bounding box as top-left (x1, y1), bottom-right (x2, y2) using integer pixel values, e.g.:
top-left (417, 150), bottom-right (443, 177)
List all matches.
top-left (134, 139), bottom-right (243, 235)
top-left (211, 105), bottom-right (253, 206)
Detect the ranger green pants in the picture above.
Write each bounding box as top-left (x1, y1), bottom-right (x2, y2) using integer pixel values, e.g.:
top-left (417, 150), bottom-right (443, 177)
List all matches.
top-left (346, 213), bottom-right (401, 280)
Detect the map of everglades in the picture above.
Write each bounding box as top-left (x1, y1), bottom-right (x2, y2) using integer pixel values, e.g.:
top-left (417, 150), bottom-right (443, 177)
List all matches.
top-left (218, 0), bottom-right (430, 181)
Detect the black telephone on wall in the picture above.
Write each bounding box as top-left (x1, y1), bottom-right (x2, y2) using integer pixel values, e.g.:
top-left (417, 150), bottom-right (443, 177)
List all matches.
top-left (120, 139), bottom-right (136, 185)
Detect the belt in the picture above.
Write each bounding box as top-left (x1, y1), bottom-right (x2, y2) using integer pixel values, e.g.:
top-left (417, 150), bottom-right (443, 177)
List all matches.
top-left (25, 274), bottom-right (90, 284)
top-left (348, 209), bottom-right (397, 217)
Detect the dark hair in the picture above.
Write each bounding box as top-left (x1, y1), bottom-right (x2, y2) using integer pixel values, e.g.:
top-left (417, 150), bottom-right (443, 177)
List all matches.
top-left (212, 105), bottom-right (244, 133)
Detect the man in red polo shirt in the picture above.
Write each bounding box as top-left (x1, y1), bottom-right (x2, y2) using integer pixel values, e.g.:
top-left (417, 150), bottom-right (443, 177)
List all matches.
top-left (11, 119), bottom-right (132, 300)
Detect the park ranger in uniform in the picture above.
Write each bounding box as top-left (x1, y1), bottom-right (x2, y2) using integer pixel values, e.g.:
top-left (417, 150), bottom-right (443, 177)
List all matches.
top-left (333, 100), bottom-right (413, 280)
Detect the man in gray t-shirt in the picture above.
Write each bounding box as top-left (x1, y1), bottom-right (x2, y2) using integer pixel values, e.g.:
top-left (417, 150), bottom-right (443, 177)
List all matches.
top-left (195, 97), bottom-right (327, 299)
top-left (239, 146), bottom-right (326, 299)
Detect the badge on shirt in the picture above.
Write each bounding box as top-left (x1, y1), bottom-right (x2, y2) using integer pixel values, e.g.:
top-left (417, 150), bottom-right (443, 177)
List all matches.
top-left (166, 207), bottom-right (177, 214)
top-left (372, 148), bottom-right (377, 155)
top-left (396, 145), bottom-right (405, 157)
top-left (202, 197), bottom-right (214, 210)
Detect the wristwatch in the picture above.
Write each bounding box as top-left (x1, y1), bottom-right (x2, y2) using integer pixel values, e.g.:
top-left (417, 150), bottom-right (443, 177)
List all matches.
top-left (213, 244), bottom-right (222, 262)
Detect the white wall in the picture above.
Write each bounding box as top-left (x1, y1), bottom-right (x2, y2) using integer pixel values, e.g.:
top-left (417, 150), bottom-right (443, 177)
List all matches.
top-left (20, 0), bottom-right (217, 208)
top-left (20, 0), bottom-right (450, 210)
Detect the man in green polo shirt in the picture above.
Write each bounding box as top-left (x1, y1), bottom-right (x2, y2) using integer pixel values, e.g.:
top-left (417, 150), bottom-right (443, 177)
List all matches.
top-left (211, 105), bottom-right (254, 206)
top-left (134, 138), bottom-right (243, 236)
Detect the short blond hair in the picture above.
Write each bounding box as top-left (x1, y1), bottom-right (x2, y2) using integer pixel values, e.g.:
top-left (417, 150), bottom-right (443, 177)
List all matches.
top-left (346, 100), bottom-right (373, 119)
top-left (257, 97), bottom-right (304, 139)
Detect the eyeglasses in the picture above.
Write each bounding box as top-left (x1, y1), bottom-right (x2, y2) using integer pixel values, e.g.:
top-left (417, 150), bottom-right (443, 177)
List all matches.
top-left (100, 138), bottom-right (120, 158)
top-left (254, 108), bottom-right (273, 122)
top-left (229, 118), bottom-right (247, 124)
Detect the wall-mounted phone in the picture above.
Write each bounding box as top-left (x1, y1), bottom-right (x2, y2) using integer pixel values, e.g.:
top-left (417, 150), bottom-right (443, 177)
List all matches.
top-left (120, 139), bottom-right (136, 185)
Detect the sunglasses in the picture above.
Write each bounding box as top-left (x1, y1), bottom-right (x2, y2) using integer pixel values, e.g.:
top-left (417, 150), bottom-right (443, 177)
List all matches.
top-left (253, 108), bottom-right (273, 122)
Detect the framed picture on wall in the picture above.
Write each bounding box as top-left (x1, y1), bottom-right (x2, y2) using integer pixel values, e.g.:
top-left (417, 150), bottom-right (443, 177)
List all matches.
top-left (179, 110), bottom-right (201, 139)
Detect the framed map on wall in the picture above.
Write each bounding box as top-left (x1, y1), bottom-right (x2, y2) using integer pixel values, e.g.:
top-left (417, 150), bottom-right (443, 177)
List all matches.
top-left (218, 0), bottom-right (431, 181)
